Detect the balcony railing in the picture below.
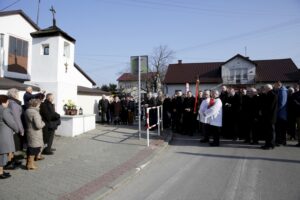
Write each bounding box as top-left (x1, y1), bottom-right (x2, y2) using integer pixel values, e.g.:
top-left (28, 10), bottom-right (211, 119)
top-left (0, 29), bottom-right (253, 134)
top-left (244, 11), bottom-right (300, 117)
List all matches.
top-left (222, 75), bottom-right (255, 85)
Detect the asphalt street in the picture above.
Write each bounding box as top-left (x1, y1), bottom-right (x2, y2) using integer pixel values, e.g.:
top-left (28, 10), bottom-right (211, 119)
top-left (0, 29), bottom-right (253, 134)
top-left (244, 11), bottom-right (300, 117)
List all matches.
top-left (103, 133), bottom-right (300, 200)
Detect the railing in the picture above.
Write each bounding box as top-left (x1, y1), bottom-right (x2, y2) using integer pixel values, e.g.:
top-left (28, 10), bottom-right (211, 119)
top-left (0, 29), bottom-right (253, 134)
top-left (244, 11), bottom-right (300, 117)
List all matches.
top-left (145, 105), bottom-right (163, 147)
top-left (222, 75), bottom-right (255, 84)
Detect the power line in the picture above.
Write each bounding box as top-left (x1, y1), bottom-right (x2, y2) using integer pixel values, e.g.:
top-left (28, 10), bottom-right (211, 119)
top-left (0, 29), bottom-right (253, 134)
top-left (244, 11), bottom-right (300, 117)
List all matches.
top-left (102, 0), bottom-right (299, 17)
top-left (0, 0), bottom-right (21, 11)
top-left (177, 18), bottom-right (300, 52)
top-left (77, 53), bottom-right (129, 58)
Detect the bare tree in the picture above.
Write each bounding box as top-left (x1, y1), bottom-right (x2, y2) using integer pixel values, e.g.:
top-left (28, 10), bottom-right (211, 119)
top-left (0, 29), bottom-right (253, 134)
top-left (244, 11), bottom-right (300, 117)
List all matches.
top-left (149, 45), bottom-right (175, 92)
top-left (150, 45), bottom-right (175, 79)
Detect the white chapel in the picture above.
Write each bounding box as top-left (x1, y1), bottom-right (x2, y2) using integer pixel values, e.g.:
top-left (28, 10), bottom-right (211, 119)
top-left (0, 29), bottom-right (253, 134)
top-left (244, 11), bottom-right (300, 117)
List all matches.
top-left (0, 10), bottom-right (109, 136)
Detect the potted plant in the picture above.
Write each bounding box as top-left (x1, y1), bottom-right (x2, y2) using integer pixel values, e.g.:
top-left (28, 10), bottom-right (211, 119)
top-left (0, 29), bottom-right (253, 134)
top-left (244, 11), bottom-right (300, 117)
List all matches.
top-left (64, 100), bottom-right (78, 115)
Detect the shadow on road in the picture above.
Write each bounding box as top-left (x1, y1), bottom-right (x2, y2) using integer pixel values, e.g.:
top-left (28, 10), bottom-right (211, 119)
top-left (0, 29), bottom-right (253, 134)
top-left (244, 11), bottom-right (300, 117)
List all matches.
top-left (170, 133), bottom-right (299, 150)
top-left (89, 125), bottom-right (164, 147)
top-left (176, 151), bottom-right (300, 164)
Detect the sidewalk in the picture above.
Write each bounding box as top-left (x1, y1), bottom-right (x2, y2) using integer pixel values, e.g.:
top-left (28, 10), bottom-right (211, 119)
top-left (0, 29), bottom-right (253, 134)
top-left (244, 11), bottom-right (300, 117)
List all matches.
top-left (0, 124), bottom-right (172, 200)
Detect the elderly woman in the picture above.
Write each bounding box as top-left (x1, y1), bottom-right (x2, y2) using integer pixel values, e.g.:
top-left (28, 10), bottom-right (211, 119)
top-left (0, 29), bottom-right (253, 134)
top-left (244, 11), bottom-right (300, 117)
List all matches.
top-left (0, 95), bottom-right (18, 179)
top-left (25, 99), bottom-right (45, 170)
top-left (4, 88), bottom-right (24, 170)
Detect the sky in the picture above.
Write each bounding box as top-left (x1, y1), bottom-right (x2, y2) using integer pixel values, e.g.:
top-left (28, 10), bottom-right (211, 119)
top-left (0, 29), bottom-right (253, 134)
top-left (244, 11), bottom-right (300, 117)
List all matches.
top-left (1, 0), bottom-right (300, 86)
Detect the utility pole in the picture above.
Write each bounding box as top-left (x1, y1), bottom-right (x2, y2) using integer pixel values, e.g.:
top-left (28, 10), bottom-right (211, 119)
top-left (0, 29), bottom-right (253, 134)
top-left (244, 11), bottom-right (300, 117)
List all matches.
top-left (138, 56), bottom-right (141, 140)
top-left (36, 0), bottom-right (41, 26)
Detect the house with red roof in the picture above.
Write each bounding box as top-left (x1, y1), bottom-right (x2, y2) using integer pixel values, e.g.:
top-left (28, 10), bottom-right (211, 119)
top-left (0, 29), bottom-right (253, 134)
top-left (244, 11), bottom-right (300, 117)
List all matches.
top-left (164, 54), bottom-right (300, 96)
top-left (117, 72), bottom-right (159, 97)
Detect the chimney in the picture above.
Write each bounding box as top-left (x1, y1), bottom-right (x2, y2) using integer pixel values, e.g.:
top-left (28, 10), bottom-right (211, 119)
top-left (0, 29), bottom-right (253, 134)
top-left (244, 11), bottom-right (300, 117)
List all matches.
top-left (178, 60), bottom-right (182, 64)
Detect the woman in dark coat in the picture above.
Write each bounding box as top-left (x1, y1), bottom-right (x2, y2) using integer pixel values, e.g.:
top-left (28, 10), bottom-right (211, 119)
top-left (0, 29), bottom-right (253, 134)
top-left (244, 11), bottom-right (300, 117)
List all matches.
top-left (5, 88), bottom-right (24, 169)
top-left (0, 95), bottom-right (18, 179)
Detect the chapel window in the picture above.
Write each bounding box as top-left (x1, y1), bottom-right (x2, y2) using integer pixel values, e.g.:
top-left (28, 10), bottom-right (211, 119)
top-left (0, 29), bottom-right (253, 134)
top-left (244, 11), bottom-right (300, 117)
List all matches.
top-left (64, 42), bottom-right (70, 57)
top-left (8, 36), bottom-right (28, 74)
top-left (42, 44), bottom-right (49, 55)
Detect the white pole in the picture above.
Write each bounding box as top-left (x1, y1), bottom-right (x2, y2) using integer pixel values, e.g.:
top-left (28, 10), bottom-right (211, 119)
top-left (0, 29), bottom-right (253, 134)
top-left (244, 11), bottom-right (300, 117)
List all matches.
top-left (157, 106), bottom-right (160, 136)
top-left (0, 33), bottom-right (4, 77)
top-left (146, 107), bottom-right (150, 147)
top-left (138, 56), bottom-right (141, 140)
top-left (161, 105), bottom-right (163, 132)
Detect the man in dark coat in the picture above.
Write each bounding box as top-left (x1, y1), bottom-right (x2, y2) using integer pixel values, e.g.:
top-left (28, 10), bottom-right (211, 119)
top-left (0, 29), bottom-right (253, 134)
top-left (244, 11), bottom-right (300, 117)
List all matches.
top-left (127, 96), bottom-right (135, 125)
top-left (183, 91), bottom-right (195, 136)
top-left (220, 85), bottom-right (229, 104)
top-left (292, 82), bottom-right (300, 147)
top-left (274, 81), bottom-right (288, 146)
top-left (173, 91), bottom-right (184, 133)
top-left (242, 88), bottom-right (260, 144)
top-left (121, 96), bottom-right (129, 125)
top-left (220, 86), bottom-right (230, 138)
top-left (226, 88), bottom-right (242, 140)
top-left (111, 96), bottom-right (122, 125)
top-left (98, 95), bottom-right (110, 124)
top-left (261, 84), bottom-right (278, 149)
top-left (163, 96), bottom-right (172, 129)
top-left (149, 93), bottom-right (158, 128)
top-left (40, 93), bottom-right (60, 155)
top-left (23, 86), bottom-right (45, 110)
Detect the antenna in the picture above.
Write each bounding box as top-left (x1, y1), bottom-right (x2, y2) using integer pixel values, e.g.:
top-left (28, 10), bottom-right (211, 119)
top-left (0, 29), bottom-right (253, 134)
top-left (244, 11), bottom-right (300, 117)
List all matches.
top-left (245, 46), bottom-right (247, 57)
top-left (36, 0), bottom-right (41, 26)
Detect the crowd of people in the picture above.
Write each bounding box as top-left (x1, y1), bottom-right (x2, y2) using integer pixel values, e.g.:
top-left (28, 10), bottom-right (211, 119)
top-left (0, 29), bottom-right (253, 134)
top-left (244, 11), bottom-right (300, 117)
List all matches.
top-left (99, 80), bottom-right (300, 150)
top-left (98, 95), bottom-right (137, 125)
top-left (0, 87), bottom-right (60, 179)
top-left (159, 81), bottom-right (300, 149)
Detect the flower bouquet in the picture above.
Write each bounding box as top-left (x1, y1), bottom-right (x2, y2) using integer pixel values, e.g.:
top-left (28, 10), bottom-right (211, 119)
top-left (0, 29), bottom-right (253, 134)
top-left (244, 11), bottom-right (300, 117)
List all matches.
top-left (64, 100), bottom-right (78, 115)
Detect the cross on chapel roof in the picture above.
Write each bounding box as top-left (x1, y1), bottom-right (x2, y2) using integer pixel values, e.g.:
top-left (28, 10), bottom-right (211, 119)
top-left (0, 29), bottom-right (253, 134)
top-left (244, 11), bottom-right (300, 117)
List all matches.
top-left (50, 5), bottom-right (56, 27)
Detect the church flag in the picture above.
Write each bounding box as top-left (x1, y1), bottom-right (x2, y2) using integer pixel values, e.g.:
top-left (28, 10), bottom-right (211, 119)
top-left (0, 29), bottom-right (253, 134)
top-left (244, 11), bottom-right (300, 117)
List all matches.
top-left (194, 78), bottom-right (200, 113)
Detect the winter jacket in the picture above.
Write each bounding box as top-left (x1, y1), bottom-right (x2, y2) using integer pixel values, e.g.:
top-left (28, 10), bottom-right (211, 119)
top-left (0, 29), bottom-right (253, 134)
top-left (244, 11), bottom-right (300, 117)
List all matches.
top-left (25, 107), bottom-right (45, 148)
top-left (276, 86), bottom-right (288, 120)
top-left (0, 105), bottom-right (18, 154)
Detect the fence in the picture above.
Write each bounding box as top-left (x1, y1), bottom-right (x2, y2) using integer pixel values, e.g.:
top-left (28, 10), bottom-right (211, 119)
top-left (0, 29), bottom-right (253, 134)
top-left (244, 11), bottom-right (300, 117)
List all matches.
top-left (145, 105), bottom-right (163, 147)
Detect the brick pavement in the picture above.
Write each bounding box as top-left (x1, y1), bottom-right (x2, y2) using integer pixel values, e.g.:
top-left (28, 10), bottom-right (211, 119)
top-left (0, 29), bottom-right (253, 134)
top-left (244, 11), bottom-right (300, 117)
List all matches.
top-left (0, 124), bottom-right (171, 200)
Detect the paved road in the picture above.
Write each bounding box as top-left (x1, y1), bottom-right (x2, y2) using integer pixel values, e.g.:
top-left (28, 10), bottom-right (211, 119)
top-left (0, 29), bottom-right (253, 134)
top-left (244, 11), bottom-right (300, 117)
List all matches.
top-left (0, 125), bottom-right (167, 200)
top-left (103, 134), bottom-right (300, 200)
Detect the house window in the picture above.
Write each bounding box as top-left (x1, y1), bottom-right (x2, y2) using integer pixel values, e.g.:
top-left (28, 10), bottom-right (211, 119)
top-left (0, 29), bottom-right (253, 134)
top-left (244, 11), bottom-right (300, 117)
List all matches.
top-left (8, 36), bottom-right (28, 74)
top-left (235, 69), bottom-right (242, 80)
top-left (42, 44), bottom-right (49, 55)
top-left (229, 69), bottom-right (235, 80)
top-left (242, 69), bottom-right (248, 80)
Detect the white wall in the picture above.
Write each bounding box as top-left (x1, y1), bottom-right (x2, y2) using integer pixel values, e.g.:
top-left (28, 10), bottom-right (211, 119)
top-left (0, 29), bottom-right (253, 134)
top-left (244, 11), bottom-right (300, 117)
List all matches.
top-left (0, 14), bottom-right (37, 80)
top-left (221, 57), bottom-right (256, 84)
top-left (77, 94), bottom-right (103, 121)
top-left (71, 65), bottom-right (93, 88)
top-left (31, 37), bottom-right (59, 82)
top-left (30, 35), bottom-right (91, 115)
